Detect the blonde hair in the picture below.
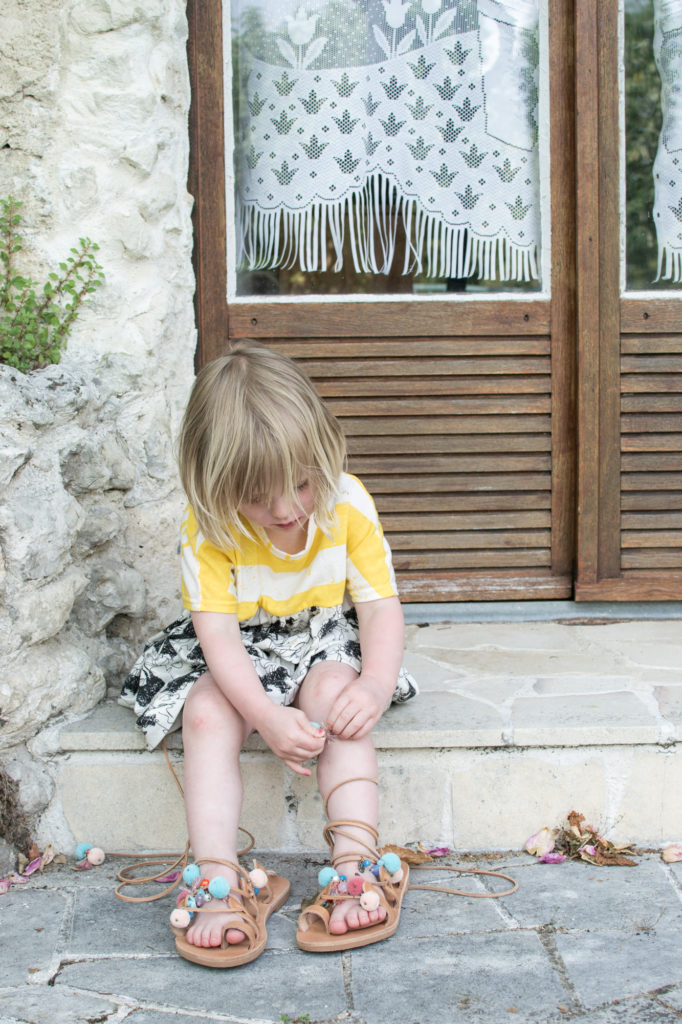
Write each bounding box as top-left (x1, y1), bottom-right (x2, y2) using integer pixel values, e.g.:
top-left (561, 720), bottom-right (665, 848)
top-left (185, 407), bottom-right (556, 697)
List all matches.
top-left (178, 340), bottom-right (347, 549)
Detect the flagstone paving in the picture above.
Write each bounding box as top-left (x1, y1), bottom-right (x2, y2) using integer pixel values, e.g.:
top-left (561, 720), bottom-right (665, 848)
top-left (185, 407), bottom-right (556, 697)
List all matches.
top-left (2, 853), bottom-right (682, 1024)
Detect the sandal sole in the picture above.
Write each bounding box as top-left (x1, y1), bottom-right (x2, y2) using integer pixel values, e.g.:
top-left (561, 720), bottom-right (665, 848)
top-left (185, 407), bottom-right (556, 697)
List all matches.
top-left (175, 873), bottom-right (290, 968)
top-left (296, 862), bottom-right (409, 953)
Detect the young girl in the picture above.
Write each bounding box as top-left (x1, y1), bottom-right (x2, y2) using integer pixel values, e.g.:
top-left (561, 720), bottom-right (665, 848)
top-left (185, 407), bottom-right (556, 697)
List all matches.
top-left (120, 340), bottom-right (417, 966)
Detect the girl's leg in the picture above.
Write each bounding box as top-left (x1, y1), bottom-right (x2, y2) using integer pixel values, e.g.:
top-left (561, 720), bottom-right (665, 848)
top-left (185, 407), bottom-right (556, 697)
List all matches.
top-left (296, 662), bottom-right (388, 935)
top-left (181, 672), bottom-right (251, 948)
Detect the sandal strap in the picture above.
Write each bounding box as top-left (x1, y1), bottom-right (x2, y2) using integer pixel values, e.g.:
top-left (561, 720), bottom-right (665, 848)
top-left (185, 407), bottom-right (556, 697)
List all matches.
top-left (323, 819), bottom-right (380, 865)
top-left (321, 777), bottom-right (381, 865)
top-left (408, 863), bottom-right (519, 898)
top-left (322, 776), bottom-right (378, 818)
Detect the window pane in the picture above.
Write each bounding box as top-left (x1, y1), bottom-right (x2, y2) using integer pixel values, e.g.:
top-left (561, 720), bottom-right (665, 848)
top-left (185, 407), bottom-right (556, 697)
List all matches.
top-left (625, 0), bottom-right (682, 289)
top-left (228, 0), bottom-right (545, 297)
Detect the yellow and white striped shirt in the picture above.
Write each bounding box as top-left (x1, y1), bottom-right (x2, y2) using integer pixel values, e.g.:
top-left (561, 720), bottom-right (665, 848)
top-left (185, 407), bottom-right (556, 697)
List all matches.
top-left (180, 473), bottom-right (398, 622)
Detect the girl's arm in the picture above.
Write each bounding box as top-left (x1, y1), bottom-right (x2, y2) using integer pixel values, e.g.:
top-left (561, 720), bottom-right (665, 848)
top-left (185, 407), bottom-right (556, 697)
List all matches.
top-left (191, 610), bottom-right (325, 775)
top-left (325, 595), bottom-right (405, 740)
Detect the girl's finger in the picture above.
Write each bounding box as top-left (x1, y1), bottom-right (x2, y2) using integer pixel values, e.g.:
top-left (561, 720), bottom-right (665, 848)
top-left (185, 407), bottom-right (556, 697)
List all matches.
top-left (285, 757), bottom-right (311, 777)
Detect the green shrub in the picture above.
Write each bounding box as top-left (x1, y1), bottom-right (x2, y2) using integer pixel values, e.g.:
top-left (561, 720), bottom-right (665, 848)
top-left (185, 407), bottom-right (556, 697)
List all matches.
top-left (0, 196), bottom-right (104, 374)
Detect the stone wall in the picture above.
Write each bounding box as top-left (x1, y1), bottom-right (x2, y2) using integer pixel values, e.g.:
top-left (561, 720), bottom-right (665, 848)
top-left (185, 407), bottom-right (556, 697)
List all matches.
top-left (0, 0), bottom-right (196, 856)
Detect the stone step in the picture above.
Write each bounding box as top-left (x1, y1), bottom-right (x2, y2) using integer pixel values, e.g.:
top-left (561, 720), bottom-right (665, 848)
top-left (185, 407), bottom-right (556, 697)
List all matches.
top-left (47, 618), bottom-right (682, 853)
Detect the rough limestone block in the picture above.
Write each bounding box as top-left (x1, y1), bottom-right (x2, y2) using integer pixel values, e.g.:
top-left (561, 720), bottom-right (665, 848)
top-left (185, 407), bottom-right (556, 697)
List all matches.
top-left (71, 558), bottom-right (146, 634)
top-left (60, 432), bottom-right (135, 494)
top-left (1, 640), bottom-right (104, 749)
top-left (0, 459), bottom-right (83, 581)
top-left (2, 744), bottom-right (55, 818)
top-left (9, 566), bottom-right (88, 648)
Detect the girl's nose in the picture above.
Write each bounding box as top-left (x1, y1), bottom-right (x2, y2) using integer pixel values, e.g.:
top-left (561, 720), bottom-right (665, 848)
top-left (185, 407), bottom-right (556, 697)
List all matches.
top-left (269, 495), bottom-right (291, 520)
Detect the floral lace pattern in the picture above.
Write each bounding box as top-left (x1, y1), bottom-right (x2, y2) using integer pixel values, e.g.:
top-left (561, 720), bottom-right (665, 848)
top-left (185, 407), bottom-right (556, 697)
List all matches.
top-left (231, 0), bottom-right (541, 282)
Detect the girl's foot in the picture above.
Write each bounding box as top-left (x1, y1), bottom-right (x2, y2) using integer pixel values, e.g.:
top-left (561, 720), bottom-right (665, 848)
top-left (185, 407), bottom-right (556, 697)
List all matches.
top-left (327, 865), bottom-right (387, 936)
top-left (184, 862), bottom-right (247, 948)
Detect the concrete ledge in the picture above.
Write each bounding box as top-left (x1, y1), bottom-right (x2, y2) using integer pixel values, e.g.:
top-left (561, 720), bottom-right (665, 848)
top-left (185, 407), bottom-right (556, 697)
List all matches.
top-left (45, 619), bottom-right (682, 853)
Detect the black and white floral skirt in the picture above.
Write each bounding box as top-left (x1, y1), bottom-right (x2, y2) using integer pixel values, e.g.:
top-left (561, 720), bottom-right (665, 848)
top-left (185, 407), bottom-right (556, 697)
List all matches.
top-left (119, 605), bottom-right (418, 750)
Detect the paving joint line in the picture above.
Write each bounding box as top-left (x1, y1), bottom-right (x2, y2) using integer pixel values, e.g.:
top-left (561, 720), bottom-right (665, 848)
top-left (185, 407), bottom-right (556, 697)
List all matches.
top-left (341, 950), bottom-right (355, 1013)
top-left (537, 923), bottom-right (584, 1016)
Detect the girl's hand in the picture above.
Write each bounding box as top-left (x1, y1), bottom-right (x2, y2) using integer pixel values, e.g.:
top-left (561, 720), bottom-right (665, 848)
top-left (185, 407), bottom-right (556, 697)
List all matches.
top-left (256, 704), bottom-right (326, 776)
top-left (325, 674), bottom-right (390, 741)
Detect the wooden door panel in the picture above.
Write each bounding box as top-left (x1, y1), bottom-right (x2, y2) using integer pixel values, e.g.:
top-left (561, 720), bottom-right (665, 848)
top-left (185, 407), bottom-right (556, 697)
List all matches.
top-left (188, 0), bottom-right (576, 602)
top-left (575, 1), bottom-right (682, 600)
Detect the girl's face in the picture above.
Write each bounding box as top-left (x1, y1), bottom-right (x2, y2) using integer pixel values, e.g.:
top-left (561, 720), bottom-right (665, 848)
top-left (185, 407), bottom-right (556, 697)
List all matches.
top-left (239, 479), bottom-right (316, 539)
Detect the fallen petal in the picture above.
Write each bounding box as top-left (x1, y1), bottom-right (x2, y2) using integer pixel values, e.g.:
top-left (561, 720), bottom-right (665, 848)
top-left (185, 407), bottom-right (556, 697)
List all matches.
top-left (538, 852), bottom-right (565, 864)
top-left (23, 856), bottom-right (44, 877)
top-left (662, 844), bottom-right (682, 863)
top-left (579, 844), bottom-right (597, 857)
top-left (425, 846), bottom-right (450, 857)
top-left (525, 827), bottom-right (555, 857)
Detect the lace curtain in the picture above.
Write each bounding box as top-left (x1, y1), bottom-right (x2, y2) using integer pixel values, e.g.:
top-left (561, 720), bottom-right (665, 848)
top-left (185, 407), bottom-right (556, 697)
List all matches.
top-left (230, 0), bottom-right (541, 282)
top-left (654, 0), bottom-right (682, 281)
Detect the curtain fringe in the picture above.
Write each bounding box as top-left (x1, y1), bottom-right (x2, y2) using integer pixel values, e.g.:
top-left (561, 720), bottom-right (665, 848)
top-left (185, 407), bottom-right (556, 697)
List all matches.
top-left (238, 177), bottom-right (537, 283)
top-left (656, 244), bottom-right (682, 284)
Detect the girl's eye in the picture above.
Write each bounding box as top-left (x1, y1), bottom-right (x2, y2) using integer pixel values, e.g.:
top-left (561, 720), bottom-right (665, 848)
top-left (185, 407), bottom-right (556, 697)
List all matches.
top-left (297, 480), bottom-right (309, 492)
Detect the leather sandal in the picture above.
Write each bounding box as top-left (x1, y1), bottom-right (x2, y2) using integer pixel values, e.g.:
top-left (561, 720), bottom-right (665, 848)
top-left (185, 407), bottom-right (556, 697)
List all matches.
top-left (297, 776), bottom-right (409, 952)
top-left (171, 856), bottom-right (290, 968)
top-left (113, 741), bottom-right (290, 968)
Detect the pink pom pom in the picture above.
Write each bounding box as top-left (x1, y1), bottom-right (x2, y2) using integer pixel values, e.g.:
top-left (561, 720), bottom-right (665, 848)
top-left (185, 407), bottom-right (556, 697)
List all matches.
top-left (86, 847), bottom-right (105, 866)
top-left (360, 888), bottom-right (380, 911)
top-left (347, 876), bottom-right (364, 896)
top-left (249, 867), bottom-right (268, 889)
top-left (170, 908), bottom-right (191, 929)
top-left (390, 867), bottom-right (404, 883)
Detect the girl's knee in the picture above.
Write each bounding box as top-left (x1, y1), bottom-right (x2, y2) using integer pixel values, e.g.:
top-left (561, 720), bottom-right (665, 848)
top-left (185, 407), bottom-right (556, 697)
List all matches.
top-left (183, 674), bottom-right (239, 733)
top-left (298, 663), bottom-right (358, 714)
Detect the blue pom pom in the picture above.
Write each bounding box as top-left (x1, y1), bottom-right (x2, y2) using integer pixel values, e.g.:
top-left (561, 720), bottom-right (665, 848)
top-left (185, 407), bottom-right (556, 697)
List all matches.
top-left (208, 876), bottom-right (230, 899)
top-left (185, 895), bottom-right (197, 908)
top-left (379, 852), bottom-right (401, 875)
top-left (318, 865), bottom-right (336, 887)
top-left (75, 842), bottom-right (91, 860)
top-left (182, 864), bottom-right (201, 886)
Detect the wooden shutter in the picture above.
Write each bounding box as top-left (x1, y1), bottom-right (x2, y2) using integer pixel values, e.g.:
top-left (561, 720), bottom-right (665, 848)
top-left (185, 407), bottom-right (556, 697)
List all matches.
top-left (575, 2), bottom-right (682, 600)
top-left (189, 0), bottom-right (576, 602)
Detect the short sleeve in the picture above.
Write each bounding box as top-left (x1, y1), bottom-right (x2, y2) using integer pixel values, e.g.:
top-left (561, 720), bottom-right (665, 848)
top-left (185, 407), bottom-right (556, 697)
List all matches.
top-left (343, 476), bottom-right (398, 603)
top-left (180, 506), bottom-right (239, 614)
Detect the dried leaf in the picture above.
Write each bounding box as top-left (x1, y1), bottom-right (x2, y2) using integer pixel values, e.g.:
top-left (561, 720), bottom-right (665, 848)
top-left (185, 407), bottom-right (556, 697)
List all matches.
top-left (567, 811), bottom-right (585, 831)
top-left (594, 850), bottom-right (637, 867)
top-left (382, 843), bottom-right (433, 865)
top-left (525, 810), bottom-right (638, 867)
